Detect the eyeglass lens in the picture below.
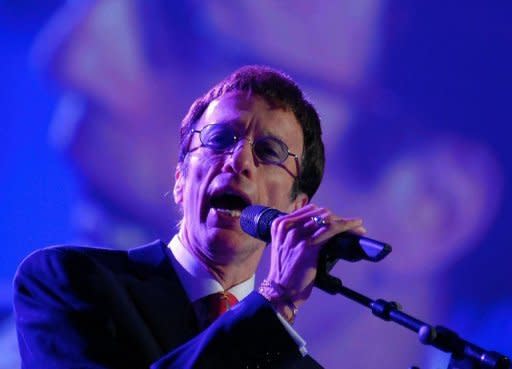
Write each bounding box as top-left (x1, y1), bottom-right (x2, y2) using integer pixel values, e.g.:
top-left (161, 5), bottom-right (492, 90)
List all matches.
top-left (199, 124), bottom-right (289, 164)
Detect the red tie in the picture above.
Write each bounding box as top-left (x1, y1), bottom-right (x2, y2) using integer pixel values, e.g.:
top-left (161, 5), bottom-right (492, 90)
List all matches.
top-left (193, 291), bottom-right (239, 329)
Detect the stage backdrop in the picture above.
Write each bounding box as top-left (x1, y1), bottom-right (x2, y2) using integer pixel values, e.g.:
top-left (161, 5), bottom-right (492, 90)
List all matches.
top-left (1, 1), bottom-right (510, 368)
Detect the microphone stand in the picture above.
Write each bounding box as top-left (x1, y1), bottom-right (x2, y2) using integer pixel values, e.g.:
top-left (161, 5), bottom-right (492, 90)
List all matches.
top-left (315, 257), bottom-right (511, 369)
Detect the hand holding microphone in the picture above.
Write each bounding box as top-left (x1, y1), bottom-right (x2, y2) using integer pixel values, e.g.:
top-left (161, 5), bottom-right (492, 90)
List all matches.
top-left (241, 204), bottom-right (386, 316)
top-left (241, 204), bottom-right (392, 263)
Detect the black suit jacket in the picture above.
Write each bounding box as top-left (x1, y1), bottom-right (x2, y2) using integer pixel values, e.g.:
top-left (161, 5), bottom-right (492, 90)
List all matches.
top-left (14, 240), bottom-right (323, 368)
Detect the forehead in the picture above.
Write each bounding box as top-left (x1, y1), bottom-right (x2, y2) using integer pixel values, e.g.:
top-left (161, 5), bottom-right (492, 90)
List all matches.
top-left (198, 92), bottom-right (303, 145)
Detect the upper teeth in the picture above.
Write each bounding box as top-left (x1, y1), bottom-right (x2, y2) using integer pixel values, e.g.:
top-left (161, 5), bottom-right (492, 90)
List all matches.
top-left (216, 208), bottom-right (241, 217)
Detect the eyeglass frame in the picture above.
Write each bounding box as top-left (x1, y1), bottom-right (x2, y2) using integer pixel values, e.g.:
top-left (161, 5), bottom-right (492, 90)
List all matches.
top-left (188, 123), bottom-right (301, 178)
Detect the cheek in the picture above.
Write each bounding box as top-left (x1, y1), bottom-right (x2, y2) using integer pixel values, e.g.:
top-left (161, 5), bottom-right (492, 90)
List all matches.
top-left (183, 153), bottom-right (224, 203)
top-left (187, 153), bottom-right (223, 180)
top-left (260, 171), bottom-right (295, 209)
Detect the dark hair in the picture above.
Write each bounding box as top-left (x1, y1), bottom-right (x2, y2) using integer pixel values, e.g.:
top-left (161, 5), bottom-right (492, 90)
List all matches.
top-left (178, 65), bottom-right (325, 200)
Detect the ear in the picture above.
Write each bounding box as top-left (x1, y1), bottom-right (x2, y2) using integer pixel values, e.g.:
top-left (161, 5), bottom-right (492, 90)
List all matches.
top-left (173, 165), bottom-right (184, 205)
top-left (289, 192), bottom-right (309, 212)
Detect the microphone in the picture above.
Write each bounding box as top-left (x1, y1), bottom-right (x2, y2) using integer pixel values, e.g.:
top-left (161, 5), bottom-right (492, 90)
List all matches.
top-left (240, 205), bottom-right (392, 262)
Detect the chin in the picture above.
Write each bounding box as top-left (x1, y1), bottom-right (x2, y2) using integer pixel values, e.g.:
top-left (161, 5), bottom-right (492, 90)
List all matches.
top-left (208, 227), bottom-right (247, 248)
top-left (206, 228), bottom-right (263, 261)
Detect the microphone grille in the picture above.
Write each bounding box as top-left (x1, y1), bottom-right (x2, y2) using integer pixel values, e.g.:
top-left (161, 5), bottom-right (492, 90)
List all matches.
top-left (240, 205), bottom-right (283, 243)
top-left (240, 205), bottom-right (267, 238)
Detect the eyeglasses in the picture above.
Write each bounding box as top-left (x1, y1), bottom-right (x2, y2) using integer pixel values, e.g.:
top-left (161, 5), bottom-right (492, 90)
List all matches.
top-left (190, 123), bottom-right (300, 176)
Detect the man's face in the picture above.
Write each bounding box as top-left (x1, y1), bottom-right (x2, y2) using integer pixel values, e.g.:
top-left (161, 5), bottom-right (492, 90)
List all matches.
top-left (174, 92), bottom-right (308, 265)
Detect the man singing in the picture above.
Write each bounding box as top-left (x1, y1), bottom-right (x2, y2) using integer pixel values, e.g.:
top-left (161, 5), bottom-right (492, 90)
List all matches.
top-left (14, 66), bottom-right (365, 368)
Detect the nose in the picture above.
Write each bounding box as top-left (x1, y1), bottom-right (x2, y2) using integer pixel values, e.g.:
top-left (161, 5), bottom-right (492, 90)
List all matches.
top-left (222, 138), bottom-right (257, 177)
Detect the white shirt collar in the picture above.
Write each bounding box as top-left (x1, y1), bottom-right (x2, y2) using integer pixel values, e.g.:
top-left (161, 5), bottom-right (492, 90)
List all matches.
top-left (168, 235), bottom-right (255, 302)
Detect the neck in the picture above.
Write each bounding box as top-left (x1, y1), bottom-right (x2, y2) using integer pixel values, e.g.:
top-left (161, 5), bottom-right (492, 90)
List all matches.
top-left (207, 256), bottom-right (261, 290)
top-left (178, 228), bottom-right (264, 290)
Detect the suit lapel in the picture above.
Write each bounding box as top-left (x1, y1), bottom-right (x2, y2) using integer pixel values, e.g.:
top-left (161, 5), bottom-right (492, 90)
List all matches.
top-left (126, 240), bottom-right (199, 355)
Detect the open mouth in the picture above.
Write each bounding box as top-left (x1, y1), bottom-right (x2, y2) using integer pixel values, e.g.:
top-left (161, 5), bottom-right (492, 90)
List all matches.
top-left (209, 192), bottom-right (251, 218)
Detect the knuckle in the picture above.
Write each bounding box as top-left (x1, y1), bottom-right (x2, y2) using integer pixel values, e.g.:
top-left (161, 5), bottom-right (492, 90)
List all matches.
top-left (275, 219), bottom-right (290, 234)
top-left (287, 228), bottom-right (299, 240)
top-left (271, 216), bottom-right (288, 233)
top-left (305, 203), bottom-right (318, 211)
top-left (279, 217), bottom-right (294, 232)
top-left (296, 240), bottom-right (309, 250)
top-left (270, 219), bottom-right (280, 234)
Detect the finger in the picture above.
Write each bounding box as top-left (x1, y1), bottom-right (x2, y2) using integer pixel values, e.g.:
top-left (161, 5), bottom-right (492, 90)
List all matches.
top-left (271, 204), bottom-right (317, 231)
top-left (303, 210), bottom-right (334, 228)
top-left (272, 205), bottom-right (326, 237)
top-left (351, 225), bottom-right (367, 235)
top-left (282, 212), bottom-right (362, 247)
top-left (300, 210), bottom-right (333, 228)
top-left (288, 208), bottom-right (333, 241)
top-left (310, 218), bottom-right (364, 246)
top-left (270, 215), bottom-right (313, 248)
top-left (281, 204), bottom-right (327, 224)
top-left (331, 216), bottom-right (362, 224)
top-left (285, 203), bottom-right (318, 218)
top-left (273, 216), bottom-right (325, 247)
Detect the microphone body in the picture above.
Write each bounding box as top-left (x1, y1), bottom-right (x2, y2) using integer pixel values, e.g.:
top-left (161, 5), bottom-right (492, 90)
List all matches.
top-left (240, 205), bottom-right (392, 262)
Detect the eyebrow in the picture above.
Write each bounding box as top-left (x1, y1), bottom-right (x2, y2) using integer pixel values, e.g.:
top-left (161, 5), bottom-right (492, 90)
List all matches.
top-left (207, 119), bottom-right (290, 145)
top-left (211, 119), bottom-right (245, 128)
